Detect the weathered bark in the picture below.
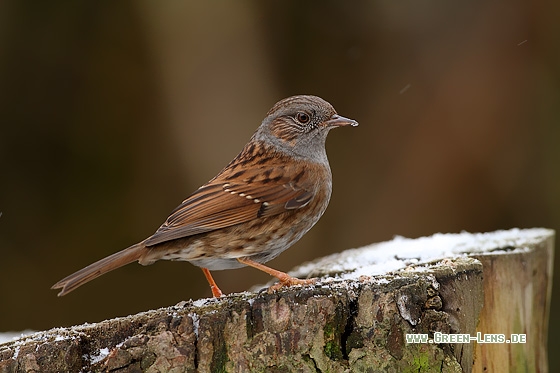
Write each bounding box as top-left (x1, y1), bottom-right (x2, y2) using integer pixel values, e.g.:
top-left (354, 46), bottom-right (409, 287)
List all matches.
top-left (472, 242), bottom-right (553, 372)
top-left (0, 228), bottom-right (553, 373)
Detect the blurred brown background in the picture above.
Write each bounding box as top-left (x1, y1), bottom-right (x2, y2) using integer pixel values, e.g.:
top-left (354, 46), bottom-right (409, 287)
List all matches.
top-left (1, 0), bottom-right (559, 368)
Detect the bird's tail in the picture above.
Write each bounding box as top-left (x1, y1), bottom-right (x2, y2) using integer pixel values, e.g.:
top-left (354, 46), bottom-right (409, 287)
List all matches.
top-left (51, 243), bottom-right (146, 296)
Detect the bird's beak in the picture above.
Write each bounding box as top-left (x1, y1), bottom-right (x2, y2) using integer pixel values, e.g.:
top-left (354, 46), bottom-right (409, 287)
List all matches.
top-left (325, 114), bottom-right (359, 128)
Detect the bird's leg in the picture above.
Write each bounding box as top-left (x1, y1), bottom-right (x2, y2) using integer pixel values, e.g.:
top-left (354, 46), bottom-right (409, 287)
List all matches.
top-left (236, 257), bottom-right (315, 292)
top-left (201, 267), bottom-right (223, 297)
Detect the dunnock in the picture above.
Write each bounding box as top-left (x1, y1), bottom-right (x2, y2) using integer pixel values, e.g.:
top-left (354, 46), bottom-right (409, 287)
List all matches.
top-left (52, 95), bottom-right (358, 297)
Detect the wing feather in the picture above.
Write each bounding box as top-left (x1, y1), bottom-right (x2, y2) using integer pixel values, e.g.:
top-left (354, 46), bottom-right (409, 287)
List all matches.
top-left (143, 150), bottom-right (319, 247)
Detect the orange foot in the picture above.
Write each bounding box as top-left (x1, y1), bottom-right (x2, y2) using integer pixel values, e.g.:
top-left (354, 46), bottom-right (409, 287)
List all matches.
top-left (236, 257), bottom-right (316, 293)
top-left (201, 267), bottom-right (223, 297)
top-left (267, 276), bottom-right (316, 293)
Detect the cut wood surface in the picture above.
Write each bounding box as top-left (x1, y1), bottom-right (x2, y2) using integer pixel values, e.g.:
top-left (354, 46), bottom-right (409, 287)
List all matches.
top-left (0, 228), bottom-right (554, 373)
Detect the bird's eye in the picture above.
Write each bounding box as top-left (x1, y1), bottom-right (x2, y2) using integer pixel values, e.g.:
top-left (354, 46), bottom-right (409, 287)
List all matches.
top-left (296, 112), bottom-right (310, 124)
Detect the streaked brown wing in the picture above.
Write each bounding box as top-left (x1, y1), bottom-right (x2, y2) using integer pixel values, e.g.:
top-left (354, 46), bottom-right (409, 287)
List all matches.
top-left (143, 160), bottom-right (314, 247)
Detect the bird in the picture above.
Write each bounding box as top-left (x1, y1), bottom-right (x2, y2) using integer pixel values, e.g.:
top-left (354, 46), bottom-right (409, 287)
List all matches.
top-left (52, 95), bottom-right (358, 297)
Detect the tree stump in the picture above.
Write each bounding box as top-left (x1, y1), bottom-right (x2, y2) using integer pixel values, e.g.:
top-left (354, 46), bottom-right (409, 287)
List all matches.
top-left (0, 228), bottom-right (553, 372)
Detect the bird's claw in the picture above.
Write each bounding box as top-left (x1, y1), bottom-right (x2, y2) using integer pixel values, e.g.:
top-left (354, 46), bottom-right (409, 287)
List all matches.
top-left (267, 277), bottom-right (316, 293)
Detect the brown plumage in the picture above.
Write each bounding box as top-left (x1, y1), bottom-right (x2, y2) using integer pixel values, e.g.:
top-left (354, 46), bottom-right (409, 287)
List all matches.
top-left (52, 95), bottom-right (358, 297)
